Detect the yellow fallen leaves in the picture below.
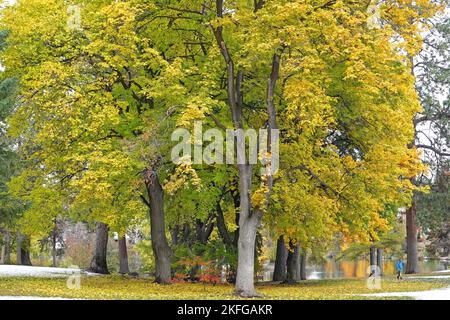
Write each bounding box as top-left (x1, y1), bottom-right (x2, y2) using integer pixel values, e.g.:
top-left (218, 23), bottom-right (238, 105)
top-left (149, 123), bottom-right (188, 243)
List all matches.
top-left (0, 276), bottom-right (447, 300)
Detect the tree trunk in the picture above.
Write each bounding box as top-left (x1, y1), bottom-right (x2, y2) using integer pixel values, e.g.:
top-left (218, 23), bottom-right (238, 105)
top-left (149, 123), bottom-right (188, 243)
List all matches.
top-left (369, 246), bottom-right (376, 265)
top-left (213, 1), bottom-right (280, 295)
top-left (171, 225), bottom-right (179, 246)
top-left (182, 223), bottom-right (191, 246)
top-left (89, 222), bottom-right (109, 274)
top-left (118, 236), bottom-right (130, 275)
top-left (52, 230), bottom-right (57, 267)
top-left (369, 246), bottom-right (376, 275)
top-left (235, 206), bottom-right (262, 296)
top-left (376, 248), bottom-right (383, 276)
top-left (3, 232), bottom-right (10, 264)
top-left (406, 201), bottom-right (419, 274)
top-left (285, 241), bottom-right (300, 284)
top-left (17, 234), bottom-right (32, 266)
top-left (216, 202), bottom-right (233, 248)
top-left (273, 235), bottom-right (287, 282)
top-left (353, 260), bottom-right (358, 278)
top-left (300, 249), bottom-right (307, 280)
top-left (195, 218), bottom-right (214, 245)
top-left (20, 235), bottom-right (32, 266)
top-left (16, 230), bottom-right (21, 265)
top-left (144, 169), bottom-right (172, 284)
top-left (0, 233), bottom-right (4, 264)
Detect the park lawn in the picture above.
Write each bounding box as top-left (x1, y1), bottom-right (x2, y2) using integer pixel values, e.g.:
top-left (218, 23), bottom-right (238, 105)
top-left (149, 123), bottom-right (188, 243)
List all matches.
top-left (0, 276), bottom-right (448, 300)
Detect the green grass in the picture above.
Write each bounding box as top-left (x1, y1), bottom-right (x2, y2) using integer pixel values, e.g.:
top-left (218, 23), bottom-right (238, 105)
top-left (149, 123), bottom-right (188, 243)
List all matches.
top-left (0, 275), bottom-right (448, 300)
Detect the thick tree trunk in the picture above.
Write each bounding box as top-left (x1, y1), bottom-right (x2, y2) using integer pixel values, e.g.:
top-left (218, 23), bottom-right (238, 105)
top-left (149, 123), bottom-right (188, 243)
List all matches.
top-left (300, 249), bottom-right (307, 280)
top-left (285, 242), bottom-right (300, 284)
top-left (234, 149), bottom-right (262, 296)
top-left (118, 236), bottom-right (130, 275)
top-left (144, 169), bottom-right (172, 284)
top-left (17, 234), bottom-right (32, 266)
top-left (20, 235), bottom-right (32, 266)
top-left (89, 222), bottom-right (110, 274)
top-left (406, 202), bottom-right (419, 274)
top-left (235, 205), bottom-right (262, 296)
top-left (376, 248), bottom-right (383, 276)
top-left (273, 235), bottom-right (287, 282)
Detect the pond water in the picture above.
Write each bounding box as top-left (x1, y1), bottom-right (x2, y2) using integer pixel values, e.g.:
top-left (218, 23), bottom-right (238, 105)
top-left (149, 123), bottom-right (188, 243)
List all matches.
top-left (263, 259), bottom-right (449, 281)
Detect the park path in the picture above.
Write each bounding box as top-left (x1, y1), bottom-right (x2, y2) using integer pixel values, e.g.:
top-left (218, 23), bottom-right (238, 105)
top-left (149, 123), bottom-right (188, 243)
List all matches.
top-left (360, 274), bottom-right (450, 300)
top-left (359, 285), bottom-right (450, 300)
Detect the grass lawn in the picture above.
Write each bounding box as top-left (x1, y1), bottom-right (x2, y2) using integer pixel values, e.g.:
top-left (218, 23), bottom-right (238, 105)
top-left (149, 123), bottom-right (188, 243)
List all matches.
top-left (0, 275), bottom-right (448, 300)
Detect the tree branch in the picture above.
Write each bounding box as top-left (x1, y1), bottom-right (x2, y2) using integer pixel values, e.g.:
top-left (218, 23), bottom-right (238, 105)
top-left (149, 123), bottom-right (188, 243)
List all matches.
top-left (416, 144), bottom-right (450, 157)
top-left (291, 164), bottom-right (341, 198)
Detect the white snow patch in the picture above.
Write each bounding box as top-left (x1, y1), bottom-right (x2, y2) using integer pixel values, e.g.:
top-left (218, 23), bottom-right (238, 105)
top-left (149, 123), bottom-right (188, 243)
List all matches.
top-left (0, 296), bottom-right (82, 300)
top-left (434, 270), bottom-right (450, 273)
top-left (0, 265), bottom-right (98, 277)
top-left (359, 286), bottom-right (450, 300)
top-left (405, 275), bottom-right (450, 279)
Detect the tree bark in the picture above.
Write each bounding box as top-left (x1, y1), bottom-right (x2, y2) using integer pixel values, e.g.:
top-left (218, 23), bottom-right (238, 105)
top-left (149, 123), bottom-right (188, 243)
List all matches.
top-left (406, 201), bottom-right (419, 274)
top-left (216, 202), bottom-right (233, 248)
top-left (369, 246), bottom-right (376, 274)
top-left (369, 247), bottom-right (376, 265)
top-left (89, 222), bottom-right (110, 274)
top-left (144, 169), bottom-right (172, 284)
top-left (52, 229), bottom-right (57, 267)
top-left (285, 241), bottom-right (300, 284)
top-left (21, 247), bottom-right (32, 266)
top-left (0, 237), bottom-right (4, 264)
top-left (273, 235), bottom-right (287, 282)
top-left (235, 205), bottom-right (262, 296)
top-left (18, 234), bottom-right (32, 266)
top-left (300, 248), bottom-right (307, 280)
top-left (118, 236), bottom-right (130, 275)
top-left (3, 231), bottom-right (10, 264)
top-left (16, 230), bottom-right (21, 265)
top-left (171, 224), bottom-right (179, 246)
top-left (353, 260), bottom-right (358, 278)
top-left (195, 218), bottom-right (214, 244)
top-left (376, 248), bottom-right (383, 276)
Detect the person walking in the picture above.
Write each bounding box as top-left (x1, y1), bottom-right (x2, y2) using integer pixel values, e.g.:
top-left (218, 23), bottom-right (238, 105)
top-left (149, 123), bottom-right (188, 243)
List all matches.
top-left (396, 259), bottom-right (404, 280)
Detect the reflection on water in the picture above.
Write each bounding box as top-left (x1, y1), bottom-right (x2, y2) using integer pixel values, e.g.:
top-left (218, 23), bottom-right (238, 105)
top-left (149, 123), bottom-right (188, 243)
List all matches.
top-left (264, 259), bottom-right (449, 281)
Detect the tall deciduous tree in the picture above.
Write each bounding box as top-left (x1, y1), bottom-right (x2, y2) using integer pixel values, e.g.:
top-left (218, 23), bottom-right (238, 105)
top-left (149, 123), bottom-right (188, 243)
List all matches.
top-left (408, 7), bottom-right (450, 272)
